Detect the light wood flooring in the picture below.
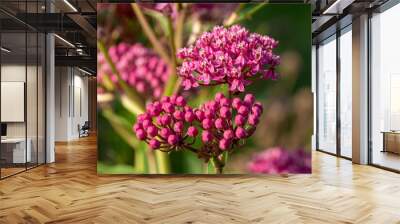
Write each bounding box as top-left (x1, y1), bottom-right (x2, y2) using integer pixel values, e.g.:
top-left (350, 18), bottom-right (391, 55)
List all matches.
top-left (0, 135), bottom-right (400, 223)
top-left (372, 150), bottom-right (400, 171)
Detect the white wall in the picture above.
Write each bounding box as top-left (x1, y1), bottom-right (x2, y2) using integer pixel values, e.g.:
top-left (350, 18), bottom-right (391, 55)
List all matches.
top-left (311, 45), bottom-right (316, 151)
top-left (55, 66), bottom-right (69, 141)
top-left (1, 65), bottom-right (35, 138)
top-left (55, 66), bottom-right (89, 141)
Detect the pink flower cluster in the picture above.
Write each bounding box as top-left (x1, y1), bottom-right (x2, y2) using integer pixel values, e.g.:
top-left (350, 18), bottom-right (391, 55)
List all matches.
top-left (133, 92), bottom-right (263, 162)
top-left (98, 43), bottom-right (170, 99)
top-left (133, 95), bottom-right (197, 150)
top-left (198, 92), bottom-right (262, 152)
top-left (248, 147), bottom-right (311, 174)
top-left (177, 25), bottom-right (280, 92)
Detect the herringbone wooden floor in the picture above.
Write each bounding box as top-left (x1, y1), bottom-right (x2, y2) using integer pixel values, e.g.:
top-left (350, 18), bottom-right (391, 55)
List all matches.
top-left (1, 135), bottom-right (400, 224)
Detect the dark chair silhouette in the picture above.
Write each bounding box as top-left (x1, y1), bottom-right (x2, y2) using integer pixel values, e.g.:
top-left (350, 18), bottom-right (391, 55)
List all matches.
top-left (79, 121), bottom-right (90, 138)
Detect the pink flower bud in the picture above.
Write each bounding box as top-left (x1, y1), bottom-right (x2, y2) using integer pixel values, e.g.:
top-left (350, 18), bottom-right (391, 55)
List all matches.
top-left (149, 139), bottom-right (161, 149)
top-left (209, 101), bottom-right (218, 111)
top-left (238, 105), bottom-right (249, 116)
top-left (235, 127), bottom-right (247, 139)
top-left (187, 126), bottom-right (198, 137)
top-left (154, 88), bottom-right (162, 98)
top-left (195, 110), bottom-right (205, 121)
top-left (156, 116), bottom-right (163, 126)
top-left (149, 77), bottom-right (160, 88)
top-left (170, 95), bottom-right (177, 104)
top-left (136, 129), bottom-right (147, 140)
top-left (184, 105), bottom-right (193, 112)
top-left (138, 113), bottom-right (151, 122)
top-left (234, 114), bottom-right (246, 126)
top-left (244, 94), bottom-right (255, 105)
top-left (253, 102), bottom-right (263, 113)
top-left (215, 92), bottom-right (224, 101)
top-left (232, 97), bottom-right (242, 109)
top-left (219, 106), bottom-right (231, 118)
top-left (223, 129), bottom-right (234, 140)
top-left (219, 138), bottom-right (230, 150)
top-left (159, 128), bottom-right (171, 139)
top-left (173, 121), bottom-right (184, 133)
top-left (219, 98), bottom-right (230, 107)
top-left (176, 96), bottom-right (186, 106)
top-left (142, 119), bottom-right (152, 129)
top-left (251, 106), bottom-right (262, 117)
top-left (161, 96), bottom-right (170, 102)
top-left (202, 130), bottom-right (213, 143)
top-left (167, 134), bottom-right (179, 145)
top-left (184, 111), bottom-right (195, 122)
top-left (133, 123), bottom-right (142, 132)
top-left (146, 103), bottom-right (154, 112)
top-left (204, 109), bottom-right (214, 118)
top-left (160, 114), bottom-right (172, 126)
top-left (149, 102), bottom-right (162, 116)
top-left (162, 102), bottom-right (175, 113)
top-left (214, 118), bottom-right (226, 129)
top-left (248, 114), bottom-right (260, 126)
top-left (147, 126), bottom-right (158, 137)
top-left (173, 110), bottom-right (184, 120)
top-left (202, 118), bottom-right (213, 129)
top-left (136, 81), bottom-right (146, 93)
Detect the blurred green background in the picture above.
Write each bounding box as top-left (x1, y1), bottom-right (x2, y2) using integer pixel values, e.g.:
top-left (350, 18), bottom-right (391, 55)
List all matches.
top-left (97, 4), bottom-right (312, 174)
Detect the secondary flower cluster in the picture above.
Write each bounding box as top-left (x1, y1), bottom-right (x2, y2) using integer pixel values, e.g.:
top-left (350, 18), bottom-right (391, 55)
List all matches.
top-left (98, 43), bottom-right (170, 99)
top-left (198, 93), bottom-right (262, 153)
top-left (177, 25), bottom-right (280, 92)
top-left (133, 92), bottom-right (263, 162)
top-left (133, 95), bottom-right (197, 151)
top-left (248, 147), bottom-right (311, 174)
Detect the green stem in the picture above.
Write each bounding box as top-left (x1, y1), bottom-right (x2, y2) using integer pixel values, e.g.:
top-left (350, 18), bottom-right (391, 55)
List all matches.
top-left (97, 41), bottom-right (145, 115)
top-left (211, 157), bottom-right (224, 174)
top-left (174, 3), bottom-right (186, 50)
top-left (146, 150), bottom-right (157, 174)
top-left (155, 151), bottom-right (170, 174)
top-left (163, 17), bottom-right (179, 96)
top-left (131, 4), bottom-right (172, 66)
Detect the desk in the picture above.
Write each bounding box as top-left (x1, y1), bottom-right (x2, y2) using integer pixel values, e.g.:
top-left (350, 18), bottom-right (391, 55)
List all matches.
top-left (382, 131), bottom-right (400, 154)
top-left (1, 138), bottom-right (31, 163)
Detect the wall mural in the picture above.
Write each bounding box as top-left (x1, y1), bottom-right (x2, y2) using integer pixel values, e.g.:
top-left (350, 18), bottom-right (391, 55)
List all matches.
top-left (97, 3), bottom-right (312, 174)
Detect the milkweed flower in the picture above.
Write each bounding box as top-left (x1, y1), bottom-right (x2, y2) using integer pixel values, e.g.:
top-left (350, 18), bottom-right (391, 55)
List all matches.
top-left (98, 42), bottom-right (170, 99)
top-left (177, 25), bottom-right (280, 92)
top-left (248, 147), bottom-right (311, 174)
top-left (133, 92), bottom-right (263, 163)
top-left (133, 95), bottom-right (197, 151)
top-left (197, 92), bottom-right (262, 154)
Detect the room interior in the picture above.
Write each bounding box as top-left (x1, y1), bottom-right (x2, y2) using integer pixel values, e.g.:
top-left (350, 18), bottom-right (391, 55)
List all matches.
top-left (369, 3), bottom-right (400, 170)
top-left (313, 0), bottom-right (400, 172)
top-left (0, 30), bottom-right (46, 178)
top-left (0, 0), bottom-right (96, 179)
top-left (0, 0), bottom-right (399, 222)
